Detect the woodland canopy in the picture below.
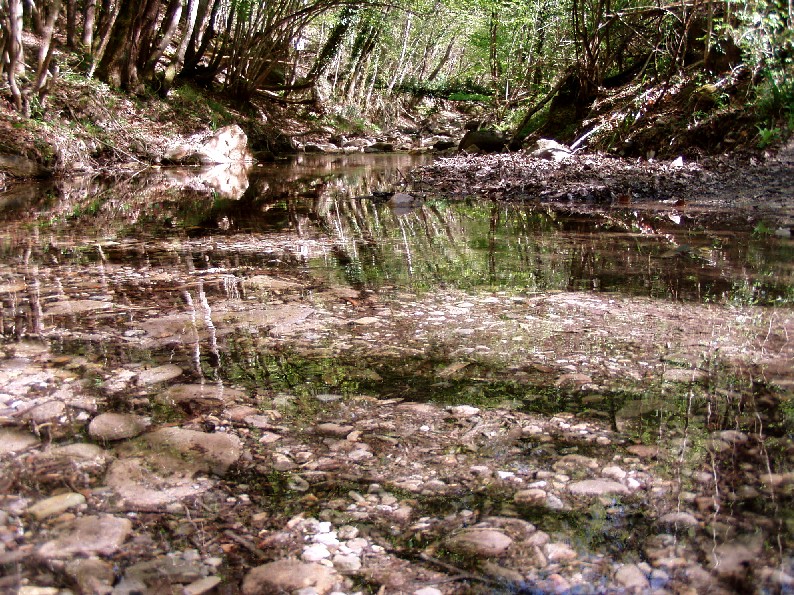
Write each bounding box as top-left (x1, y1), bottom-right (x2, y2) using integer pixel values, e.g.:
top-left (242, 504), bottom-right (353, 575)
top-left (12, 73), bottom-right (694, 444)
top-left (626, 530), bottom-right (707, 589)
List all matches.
top-left (1, 0), bottom-right (792, 143)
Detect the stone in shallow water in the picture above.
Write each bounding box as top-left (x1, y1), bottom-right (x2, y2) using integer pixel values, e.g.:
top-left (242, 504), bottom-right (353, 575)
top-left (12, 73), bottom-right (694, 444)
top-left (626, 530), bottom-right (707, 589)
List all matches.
top-left (710, 537), bottom-right (763, 580)
top-left (657, 512), bottom-right (699, 529)
top-left (514, 488), bottom-right (547, 507)
top-left (241, 560), bottom-right (338, 595)
top-left (136, 364), bottom-right (183, 386)
top-left (44, 300), bottom-right (114, 316)
top-left (568, 479), bottom-right (630, 496)
top-left (626, 444), bottom-right (659, 458)
top-left (158, 383), bottom-right (246, 408)
top-left (614, 564), bottom-right (650, 590)
top-left (315, 422), bottom-right (354, 437)
top-left (553, 454), bottom-right (599, 472)
top-left (43, 442), bottom-right (111, 467)
top-left (302, 543), bottom-right (331, 562)
top-left (663, 368), bottom-right (707, 383)
top-left (105, 457), bottom-right (213, 511)
top-left (22, 400), bottom-right (65, 423)
top-left (0, 428), bottom-right (39, 455)
top-left (719, 430), bottom-right (748, 444)
top-left (27, 492), bottom-right (86, 520)
top-left (333, 553), bottom-right (362, 573)
top-left (65, 557), bottom-right (115, 594)
top-left (544, 542), bottom-right (577, 562)
top-left (136, 427), bottom-right (242, 475)
top-left (89, 412), bottom-right (151, 441)
top-left (448, 405), bottom-right (480, 417)
top-left (37, 514), bottom-right (132, 559)
top-left (184, 576), bottom-right (222, 595)
top-left (125, 553), bottom-right (206, 584)
top-left (446, 528), bottom-right (513, 557)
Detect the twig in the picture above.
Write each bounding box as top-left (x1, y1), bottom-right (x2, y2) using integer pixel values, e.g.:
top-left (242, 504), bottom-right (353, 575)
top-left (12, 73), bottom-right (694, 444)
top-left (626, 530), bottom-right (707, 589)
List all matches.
top-left (223, 529), bottom-right (269, 560)
top-left (418, 552), bottom-right (500, 586)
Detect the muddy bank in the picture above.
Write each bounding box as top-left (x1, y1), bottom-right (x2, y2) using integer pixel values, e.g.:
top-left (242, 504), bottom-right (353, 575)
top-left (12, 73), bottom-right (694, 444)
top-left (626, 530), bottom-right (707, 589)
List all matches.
top-left (409, 141), bottom-right (794, 226)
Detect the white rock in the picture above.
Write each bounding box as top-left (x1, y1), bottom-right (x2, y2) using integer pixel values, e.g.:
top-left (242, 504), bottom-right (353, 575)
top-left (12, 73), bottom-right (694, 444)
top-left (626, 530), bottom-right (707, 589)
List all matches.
top-left (449, 405), bottom-right (480, 417)
top-left (544, 542), bottom-right (577, 562)
top-left (602, 466), bottom-right (627, 480)
top-left (302, 543), bottom-right (332, 562)
top-left (568, 479), bottom-right (630, 496)
top-left (657, 512), bottom-right (698, 528)
top-left (197, 125), bottom-right (253, 164)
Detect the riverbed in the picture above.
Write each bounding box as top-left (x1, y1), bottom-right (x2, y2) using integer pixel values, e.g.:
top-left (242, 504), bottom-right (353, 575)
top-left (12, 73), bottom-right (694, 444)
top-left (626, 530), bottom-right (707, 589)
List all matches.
top-left (1, 153), bottom-right (792, 594)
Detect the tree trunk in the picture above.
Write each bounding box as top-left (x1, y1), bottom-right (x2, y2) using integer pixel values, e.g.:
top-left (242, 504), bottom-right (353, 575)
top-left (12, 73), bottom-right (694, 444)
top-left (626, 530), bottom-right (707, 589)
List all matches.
top-left (141, 0), bottom-right (183, 82)
top-left (23, 0), bottom-right (42, 35)
top-left (95, 1), bottom-right (138, 85)
top-left (427, 38), bottom-right (455, 82)
top-left (88, 0), bottom-right (121, 77)
top-left (129, 0), bottom-right (164, 86)
top-left (386, 13), bottom-right (412, 93)
top-left (182, 0), bottom-right (220, 79)
top-left (508, 69), bottom-right (572, 148)
top-left (33, 0), bottom-right (61, 99)
top-left (489, 10), bottom-right (500, 81)
top-left (161, 0), bottom-right (199, 94)
top-left (81, 0), bottom-right (97, 49)
top-left (65, 0), bottom-right (76, 47)
top-left (307, 5), bottom-right (358, 82)
top-left (3, 0), bottom-right (25, 112)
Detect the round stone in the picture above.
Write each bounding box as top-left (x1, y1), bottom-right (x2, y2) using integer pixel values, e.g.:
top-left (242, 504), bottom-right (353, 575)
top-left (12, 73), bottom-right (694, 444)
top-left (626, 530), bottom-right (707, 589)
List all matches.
top-left (89, 413), bottom-right (151, 441)
top-left (241, 560), bottom-right (337, 595)
top-left (446, 528), bottom-right (513, 557)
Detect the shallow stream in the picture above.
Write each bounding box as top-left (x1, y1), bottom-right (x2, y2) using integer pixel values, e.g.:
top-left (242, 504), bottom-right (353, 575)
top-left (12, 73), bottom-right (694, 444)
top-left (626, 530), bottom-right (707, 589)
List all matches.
top-left (1, 154), bottom-right (793, 593)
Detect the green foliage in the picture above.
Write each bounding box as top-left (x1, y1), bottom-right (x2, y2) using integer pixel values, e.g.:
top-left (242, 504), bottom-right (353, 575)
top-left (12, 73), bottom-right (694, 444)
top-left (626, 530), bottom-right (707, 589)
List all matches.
top-left (755, 70), bottom-right (794, 128)
top-left (394, 78), bottom-right (494, 100)
top-left (448, 91), bottom-right (492, 102)
top-left (756, 125), bottom-right (782, 148)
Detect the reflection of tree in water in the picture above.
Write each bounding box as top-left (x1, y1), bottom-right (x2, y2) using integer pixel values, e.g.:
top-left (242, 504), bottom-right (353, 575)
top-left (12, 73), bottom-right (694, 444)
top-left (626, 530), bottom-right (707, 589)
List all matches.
top-left (1, 156), bottom-right (791, 304)
top-left (310, 200), bottom-right (793, 303)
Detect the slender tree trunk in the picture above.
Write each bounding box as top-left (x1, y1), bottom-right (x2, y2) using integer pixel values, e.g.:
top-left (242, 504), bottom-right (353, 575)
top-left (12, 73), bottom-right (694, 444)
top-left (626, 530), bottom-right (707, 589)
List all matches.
top-left (427, 38), bottom-right (455, 81)
top-left (82, 0), bottom-right (97, 49)
top-left (489, 10), bottom-right (500, 81)
top-left (88, 0), bottom-right (121, 77)
top-left (93, 0), bottom-right (113, 46)
top-left (161, 0), bottom-right (198, 94)
top-left (4, 0), bottom-right (25, 112)
top-left (386, 13), bottom-right (412, 93)
top-left (183, 0), bottom-right (220, 78)
top-left (307, 5), bottom-right (358, 82)
top-left (33, 0), bottom-right (61, 100)
top-left (129, 0), bottom-right (164, 86)
top-left (23, 0), bottom-right (42, 34)
top-left (141, 0), bottom-right (183, 81)
top-left (65, 0), bottom-right (76, 47)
